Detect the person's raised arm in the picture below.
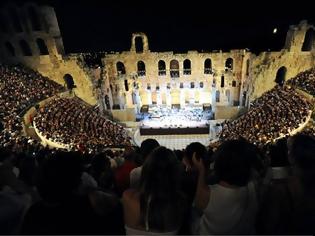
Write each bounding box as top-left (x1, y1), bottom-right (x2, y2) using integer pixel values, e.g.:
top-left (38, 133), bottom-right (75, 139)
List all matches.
top-left (192, 152), bottom-right (210, 211)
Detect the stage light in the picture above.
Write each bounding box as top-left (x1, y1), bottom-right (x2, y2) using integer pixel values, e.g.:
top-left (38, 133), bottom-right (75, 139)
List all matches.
top-left (273, 28), bottom-right (277, 34)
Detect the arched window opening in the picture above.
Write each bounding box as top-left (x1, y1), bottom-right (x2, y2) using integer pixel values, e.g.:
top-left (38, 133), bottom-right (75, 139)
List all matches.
top-left (36, 38), bottom-right (49, 55)
top-left (116, 61), bottom-right (126, 75)
top-left (302, 28), bottom-right (315, 51)
top-left (225, 58), bottom-right (233, 71)
top-left (135, 37), bottom-right (143, 53)
top-left (204, 58), bottom-right (212, 74)
top-left (215, 90), bottom-right (220, 103)
top-left (5, 42), bottom-right (15, 56)
top-left (137, 61), bottom-right (146, 77)
top-left (191, 82), bottom-right (195, 88)
top-left (147, 83), bottom-right (151, 90)
top-left (105, 95), bottom-right (110, 110)
top-left (19, 40), bottom-right (32, 56)
top-left (212, 78), bottom-right (216, 87)
top-left (180, 82), bottom-right (184, 89)
top-left (63, 74), bottom-right (76, 90)
top-left (124, 80), bottom-right (129, 91)
top-left (275, 66), bottom-right (287, 86)
top-left (170, 60), bottom-right (179, 78)
top-left (28, 6), bottom-right (41, 31)
top-left (200, 82), bottom-right (204, 88)
top-left (10, 8), bottom-right (23, 32)
top-left (220, 75), bottom-right (225, 88)
top-left (246, 59), bottom-right (250, 75)
top-left (167, 83), bottom-right (171, 89)
top-left (183, 59), bottom-right (191, 75)
top-left (225, 90), bottom-right (231, 103)
top-left (232, 80), bottom-right (237, 87)
top-left (158, 60), bottom-right (166, 76)
top-left (156, 84), bottom-right (160, 91)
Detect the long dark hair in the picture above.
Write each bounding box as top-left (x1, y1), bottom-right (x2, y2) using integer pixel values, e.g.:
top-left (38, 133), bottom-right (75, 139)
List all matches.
top-left (139, 146), bottom-right (186, 232)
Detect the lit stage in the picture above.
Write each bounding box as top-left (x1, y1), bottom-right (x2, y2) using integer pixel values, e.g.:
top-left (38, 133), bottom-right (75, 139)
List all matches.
top-left (139, 105), bottom-right (212, 135)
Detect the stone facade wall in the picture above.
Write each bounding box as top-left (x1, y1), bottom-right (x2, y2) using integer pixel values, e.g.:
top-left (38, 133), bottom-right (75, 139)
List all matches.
top-left (0, 2), bottom-right (97, 105)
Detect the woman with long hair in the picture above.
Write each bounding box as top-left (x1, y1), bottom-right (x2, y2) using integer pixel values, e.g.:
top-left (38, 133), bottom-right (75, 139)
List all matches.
top-left (122, 146), bottom-right (187, 234)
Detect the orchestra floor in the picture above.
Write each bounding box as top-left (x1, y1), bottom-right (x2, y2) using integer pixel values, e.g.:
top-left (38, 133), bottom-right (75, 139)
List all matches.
top-left (134, 129), bottom-right (210, 150)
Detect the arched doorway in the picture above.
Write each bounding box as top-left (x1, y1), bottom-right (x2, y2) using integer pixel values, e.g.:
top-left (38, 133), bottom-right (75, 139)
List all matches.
top-left (63, 74), bottom-right (76, 90)
top-left (170, 60), bottom-right (179, 78)
top-left (135, 37), bottom-right (143, 53)
top-left (275, 66), bottom-right (287, 86)
top-left (183, 59), bottom-right (191, 75)
top-left (137, 61), bottom-right (146, 76)
top-left (220, 75), bottom-right (225, 88)
top-left (105, 95), bottom-right (110, 110)
top-left (36, 38), bottom-right (49, 55)
top-left (158, 60), bottom-right (166, 76)
top-left (124, 80), bottom-right (129, 91)
top-left (225, 58), bottom-right (233, 71)
top-left (204, 58), bottom-right (212, 74)
top-left (302, 28), bottom-right (315, 51)
top-left (116, 61), bottom-right (126, 75)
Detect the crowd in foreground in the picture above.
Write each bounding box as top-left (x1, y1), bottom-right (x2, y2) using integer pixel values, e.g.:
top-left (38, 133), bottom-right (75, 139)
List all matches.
top-left (34, 97), bottom-right (131, 152)
top-left (0, 64), bottom-right (64, 149)
top-left (219, 85), bottom-right (313, 146)
top-left (1, 135), bottom-right (315, 235)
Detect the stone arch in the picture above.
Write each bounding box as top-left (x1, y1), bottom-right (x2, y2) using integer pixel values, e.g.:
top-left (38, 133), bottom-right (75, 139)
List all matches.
top-left (105, 95), bottom-right (110, 110)
top-left (220, 75), bottom-right (225, 88)
top-left (170, 59), bottom-right (179, 78)
top-left (137, 61), bottom-right (146, 76)
top-left (200, 81), bottom-right (204, 88)
top-left (10, 8), bottom-right (23, 32)
top-left (124, 79), bottom-right (129, 91)
top-left (36, 38), bottom-right (49, 55)
top-left (302, 28), bottom-right (315, 51)
top-left (275, 66), bottom-right (287, 86)
top-left (232, 80), bottom-right (237, 87)
top-left (215, 90), bottom-right (220, 102)
top-left (158, 60), bottom-right (166, 76)
top-left (131, 33), bottom-right (149, 52)
top-left (5, 42), bottom-right (15, 56)
top-left (246, 59), bottom-right (250, 75)
top-left (225, 57), bottom-right (233, 71)
top-left (28, 6), bottom-right (41, 31)
top-left (63, 74), bottom-right (76, 90)
top-left (183, 59), bottom-right (191, 75)
top-left (191, 82), bottom-right (195, 88)
top-left (116, 61), bottom-right (126, 75)
top-left (19, 40), bottom-right (32, 56)
top-left (204, 58), bottom-right (212, 74)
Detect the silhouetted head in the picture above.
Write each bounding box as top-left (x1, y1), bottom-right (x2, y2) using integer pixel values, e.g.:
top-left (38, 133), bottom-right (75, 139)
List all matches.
top-left (184, 142), bottom-right (207, 170)
top-left (37, 151), bottom-right (83, 202)
top-left (140, 139), bottom-right (160, 162)
top-left (214, 139), bottom-right (259, 187)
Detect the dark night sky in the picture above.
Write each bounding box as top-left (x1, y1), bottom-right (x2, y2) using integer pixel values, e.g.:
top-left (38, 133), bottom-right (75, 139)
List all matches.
top-left (4, 0), bottom-right (315, 54)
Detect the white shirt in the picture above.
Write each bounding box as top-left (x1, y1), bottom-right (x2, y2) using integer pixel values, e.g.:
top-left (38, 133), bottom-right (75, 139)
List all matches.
top-left (197, 182), bottom-right (258, 235)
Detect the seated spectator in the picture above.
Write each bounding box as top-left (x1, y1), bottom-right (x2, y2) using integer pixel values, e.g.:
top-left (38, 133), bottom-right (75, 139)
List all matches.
top-left (122, 146), bottom-right (187, 234)
top-left (129, 139), bottom-right (159, 189)
top-left (192, 140), bottom-right (259, 235)
top-left (21, 151), bottom-right (124, 234)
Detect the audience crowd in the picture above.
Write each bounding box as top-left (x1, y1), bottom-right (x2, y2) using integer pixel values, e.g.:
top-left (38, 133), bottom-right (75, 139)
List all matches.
top-left (287, 67), bottom-right (315, 96)
top-left (34, 97), bottom-right (131, 153)
top-left (1, 135), bottom-right (315, 235)
top-left (219, 85), bottom-right (313, 146)
top-left (0, 64), bottom-right (315, 235)
top-left (0, 64), bottom-right (64, 150)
